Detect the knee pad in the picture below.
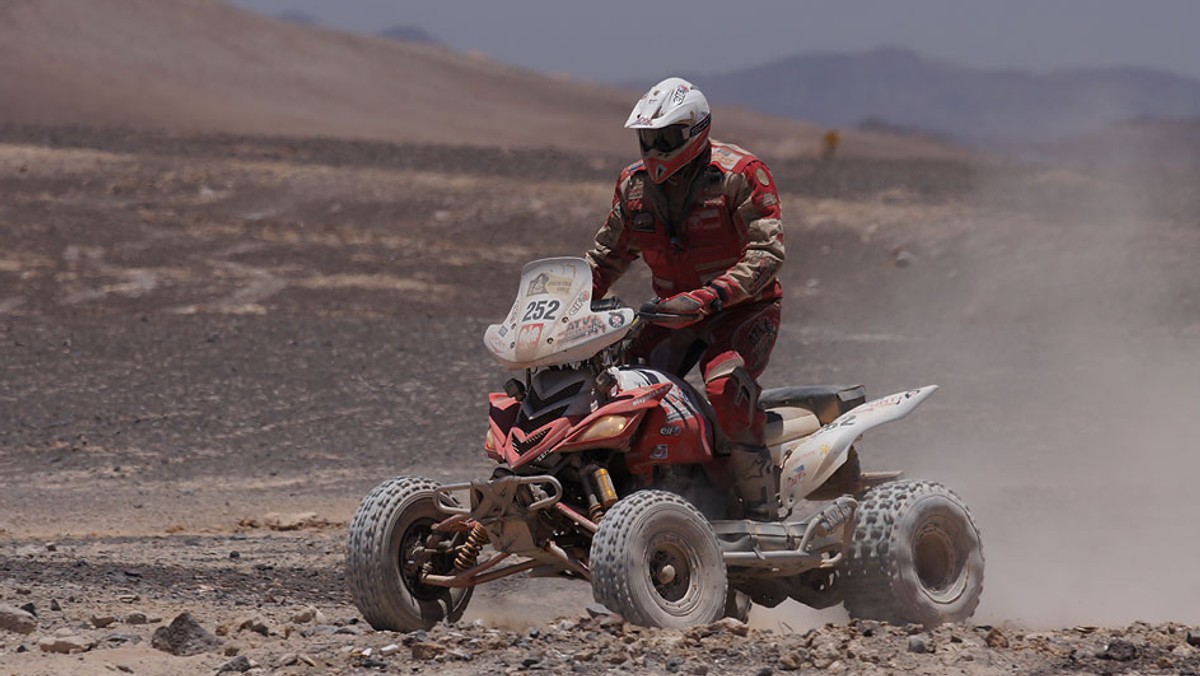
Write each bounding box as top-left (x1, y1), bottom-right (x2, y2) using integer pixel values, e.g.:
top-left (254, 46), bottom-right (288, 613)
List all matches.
top-left (704, 353), bottom-right (764, 444)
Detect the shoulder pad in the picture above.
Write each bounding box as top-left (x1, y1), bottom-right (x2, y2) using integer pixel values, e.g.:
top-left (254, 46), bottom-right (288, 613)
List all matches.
top-left (620, 160), bottom-right (646, 181)
top-left (709, 141), bottom-right (757, 172)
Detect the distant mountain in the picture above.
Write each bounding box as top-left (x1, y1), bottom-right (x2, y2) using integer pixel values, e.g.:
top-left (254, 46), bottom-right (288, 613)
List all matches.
top-left (0, 0), bottom-right (964, 160)
top-left (1038, 117), bottom-right (1200, 167)
top-left (275, 9), bottom-right (318, 25)
top-left (3, 0), bottom-right (962, 160)
top-left (679, 47), bottom-right (1200, 146)
top-left (379, 25), bottom-right (440, 45)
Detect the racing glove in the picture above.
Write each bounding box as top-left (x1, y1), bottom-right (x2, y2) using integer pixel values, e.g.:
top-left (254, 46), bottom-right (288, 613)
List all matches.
top-left (646, 286), bottom-right (723, 328)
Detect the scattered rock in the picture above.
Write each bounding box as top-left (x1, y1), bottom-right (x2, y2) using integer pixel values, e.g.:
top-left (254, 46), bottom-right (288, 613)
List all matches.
top-left (151, 612), bottom-right (222, 656)
top-left (1100, 639), bottom-right (1137, 661)
top-left (0, 605), bottom-right (38, 635)
top-left (92, 614), bottom-right (118, 629)
top-left (38, 635), bottom-right (94, 654)
top-left (236, 616), bottom-right (271, 636)
top-left (290, 605), bottom-right (325, 624)
top-left (985, 627), bottom-right (1009, 648)
top-left (893, 248), bottom-right (917, 268)
top-left (1187, 630), bottom-right (1200, 648)
top-left (778, 649), bottom-right (806, 670)
top-left (709, 617), bottom-right (750, 637)
top-left (908, 636), bottom-right (930, 654)
top-left (260, 512), bottom-right (327, 531)
top-left (126, 611), bottom-right (149, 625)
top-left (412, 641), bottom-right (445, 660)
top-left (217, 655), bottom-right (252, 673)
top-left (102, 632), bottom-right (142, 647)
top-left (585, 603), bottom-right (610, 618)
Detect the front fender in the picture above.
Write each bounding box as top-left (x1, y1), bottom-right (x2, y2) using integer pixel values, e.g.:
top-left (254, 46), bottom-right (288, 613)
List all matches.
top-left (779, 386), bottom-right (937, 507)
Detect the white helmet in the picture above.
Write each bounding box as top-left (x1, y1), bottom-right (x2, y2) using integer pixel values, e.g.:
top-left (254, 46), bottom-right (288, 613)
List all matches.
top-left (625, 77), bottom-right (712, 183)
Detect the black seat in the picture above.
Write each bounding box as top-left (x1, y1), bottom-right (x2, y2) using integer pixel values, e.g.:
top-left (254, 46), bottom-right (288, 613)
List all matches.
top-left (759, 385), bottom-right (866, 425)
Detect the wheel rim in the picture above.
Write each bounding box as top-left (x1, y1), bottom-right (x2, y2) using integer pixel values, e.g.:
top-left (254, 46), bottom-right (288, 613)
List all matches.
top-left (646, 535), bottom-right (702, 614)
top-left (395, 517), bottom-right (445, 602)
top-left (914, 518), bottom-right (966, 602)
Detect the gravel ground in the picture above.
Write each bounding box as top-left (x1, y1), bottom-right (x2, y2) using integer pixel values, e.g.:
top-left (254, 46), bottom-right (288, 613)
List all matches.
top-left (2, 127), bottom-right (1199, 674)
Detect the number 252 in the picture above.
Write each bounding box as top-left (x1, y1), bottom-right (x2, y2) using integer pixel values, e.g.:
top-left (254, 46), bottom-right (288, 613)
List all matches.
top-left (523, 299), bottom-right (560, 321)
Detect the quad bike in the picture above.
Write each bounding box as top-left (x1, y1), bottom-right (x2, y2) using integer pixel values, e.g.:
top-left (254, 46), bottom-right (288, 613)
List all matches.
top-left (347, 257), bottom-right (984, 630)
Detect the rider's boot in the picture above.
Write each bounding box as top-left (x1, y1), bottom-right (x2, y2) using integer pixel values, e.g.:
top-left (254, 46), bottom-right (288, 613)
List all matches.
top-left (704, 353), bottom-right (779, 521)
top-left (727, 443), bottom-right (781, 521)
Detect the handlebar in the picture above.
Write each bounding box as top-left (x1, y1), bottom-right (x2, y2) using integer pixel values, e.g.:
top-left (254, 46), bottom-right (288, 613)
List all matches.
top-left (591, 296), bottom-right (699, 325)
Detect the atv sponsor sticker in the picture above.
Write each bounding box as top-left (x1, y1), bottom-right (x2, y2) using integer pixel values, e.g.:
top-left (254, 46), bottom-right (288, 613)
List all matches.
top-left (562, 315), bottom-right (605, 342)
top-left (785, 464), bottom-right (807, 487)
top-left (568, 289), bottom-right (590, 316)
top-left (650, 444), bottom-right (669, 459)
top-left (659, 424), bottom-right (682, 437)
top-left (607, 312), bottom-right (626, 328)
top-left (526, 272), bottom-right (573, 297)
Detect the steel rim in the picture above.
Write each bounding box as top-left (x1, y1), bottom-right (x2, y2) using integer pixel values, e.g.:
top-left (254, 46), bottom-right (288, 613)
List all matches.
top-left (647, 535), bottom-right (702, 614)
top-left (914, 519), bottom-right (965, 601)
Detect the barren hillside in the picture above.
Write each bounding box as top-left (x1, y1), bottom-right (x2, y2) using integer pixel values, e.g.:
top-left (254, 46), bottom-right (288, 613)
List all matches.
top-left (0, 0), bottom-right (964, 160)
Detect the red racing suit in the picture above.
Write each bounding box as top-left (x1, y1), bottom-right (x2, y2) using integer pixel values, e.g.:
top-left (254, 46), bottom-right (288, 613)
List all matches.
top-left (585, 140), bottom-right (786, 445)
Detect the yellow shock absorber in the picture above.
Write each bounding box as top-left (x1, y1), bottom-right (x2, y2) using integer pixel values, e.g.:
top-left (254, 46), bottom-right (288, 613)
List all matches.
top-left (589, 467), bottom-right (619, 523)
top-left (454, 522), bottom-right (490, 571)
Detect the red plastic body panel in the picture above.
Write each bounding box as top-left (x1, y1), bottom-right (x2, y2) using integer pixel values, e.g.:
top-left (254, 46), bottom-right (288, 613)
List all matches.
top-left (485, 378), bottom-right (717, 476)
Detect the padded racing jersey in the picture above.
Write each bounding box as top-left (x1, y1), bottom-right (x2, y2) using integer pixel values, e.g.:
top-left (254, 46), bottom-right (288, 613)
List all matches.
top-left (585, 140), bottom-right (785, 307)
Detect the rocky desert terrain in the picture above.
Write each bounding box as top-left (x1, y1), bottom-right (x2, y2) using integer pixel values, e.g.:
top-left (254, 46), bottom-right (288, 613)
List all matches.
top-left (1, 122), bottom-right (1198, 675)
top-left (2, 2), bottom-right (1200, 674)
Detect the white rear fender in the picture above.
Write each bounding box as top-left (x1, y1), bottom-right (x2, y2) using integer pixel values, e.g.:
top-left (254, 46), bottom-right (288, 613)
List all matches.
top-left (778, 386), bottom-right (938, 508)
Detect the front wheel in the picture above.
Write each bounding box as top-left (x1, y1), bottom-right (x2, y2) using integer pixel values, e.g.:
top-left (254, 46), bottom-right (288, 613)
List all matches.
top-left (841, 480), bottom-right (984, 627)
top-left (346, 476), bottom-right (473, 631)
top-left (590, 490), bottom-right (728, 628)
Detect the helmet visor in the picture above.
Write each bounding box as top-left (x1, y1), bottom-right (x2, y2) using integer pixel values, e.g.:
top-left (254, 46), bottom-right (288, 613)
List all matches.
top-left (638, 125), bottom-right (689, 154)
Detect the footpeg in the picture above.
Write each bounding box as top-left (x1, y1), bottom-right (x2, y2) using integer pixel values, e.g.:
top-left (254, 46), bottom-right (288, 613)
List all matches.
top-left (815, 497), bottom-right (856, 534)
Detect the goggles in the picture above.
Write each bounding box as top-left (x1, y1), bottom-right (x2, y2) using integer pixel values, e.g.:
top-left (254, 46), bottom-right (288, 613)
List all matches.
top-left (638, 125), bottom-right (690, 154)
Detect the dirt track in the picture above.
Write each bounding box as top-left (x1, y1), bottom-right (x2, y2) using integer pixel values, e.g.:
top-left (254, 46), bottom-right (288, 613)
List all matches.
top-left (2, 127), bottom-right (1199, 674)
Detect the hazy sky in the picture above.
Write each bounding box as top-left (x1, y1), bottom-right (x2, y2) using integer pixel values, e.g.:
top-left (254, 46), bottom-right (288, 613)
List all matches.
top-left (229, 0), bottom-right (1200, 83)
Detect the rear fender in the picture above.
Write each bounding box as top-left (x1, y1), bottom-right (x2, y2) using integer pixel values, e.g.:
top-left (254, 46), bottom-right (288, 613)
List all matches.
top-left (779, 386), bottom-right (937, 508)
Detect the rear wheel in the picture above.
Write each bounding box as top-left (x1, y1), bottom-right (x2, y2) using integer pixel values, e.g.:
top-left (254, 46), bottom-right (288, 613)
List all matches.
top-left (841, 480), bottom-right (984, 627)
top-left (590, 490), bottom-right (728, 628)
top-left (346, 476), bottom-right (473, 631)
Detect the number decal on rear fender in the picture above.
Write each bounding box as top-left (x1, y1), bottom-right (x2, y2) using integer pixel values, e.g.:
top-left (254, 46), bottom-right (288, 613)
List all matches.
top-left (523, 299), bottom-right (560, 321)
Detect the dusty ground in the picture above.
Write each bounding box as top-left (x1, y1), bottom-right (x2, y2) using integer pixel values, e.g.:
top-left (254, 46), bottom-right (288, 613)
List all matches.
top-left (2, 126), bottom-right (1199, 675)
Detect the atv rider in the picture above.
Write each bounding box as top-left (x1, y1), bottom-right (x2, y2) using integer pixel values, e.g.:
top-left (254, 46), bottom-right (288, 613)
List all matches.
top-left (584, 77), bottom-right (786, 519)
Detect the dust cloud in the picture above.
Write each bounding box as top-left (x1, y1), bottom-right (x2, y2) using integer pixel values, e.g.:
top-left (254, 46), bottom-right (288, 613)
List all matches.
top-left (914, 157), bottom-right (1199, 629)
top-left (754, 152), bottom-right (1198, 632)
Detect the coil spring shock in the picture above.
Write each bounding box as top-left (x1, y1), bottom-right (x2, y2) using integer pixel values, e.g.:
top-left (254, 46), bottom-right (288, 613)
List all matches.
top-left (588, 503), bottom-right (606, 523)
top-left (454, 522), bottom-right (490, 571)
